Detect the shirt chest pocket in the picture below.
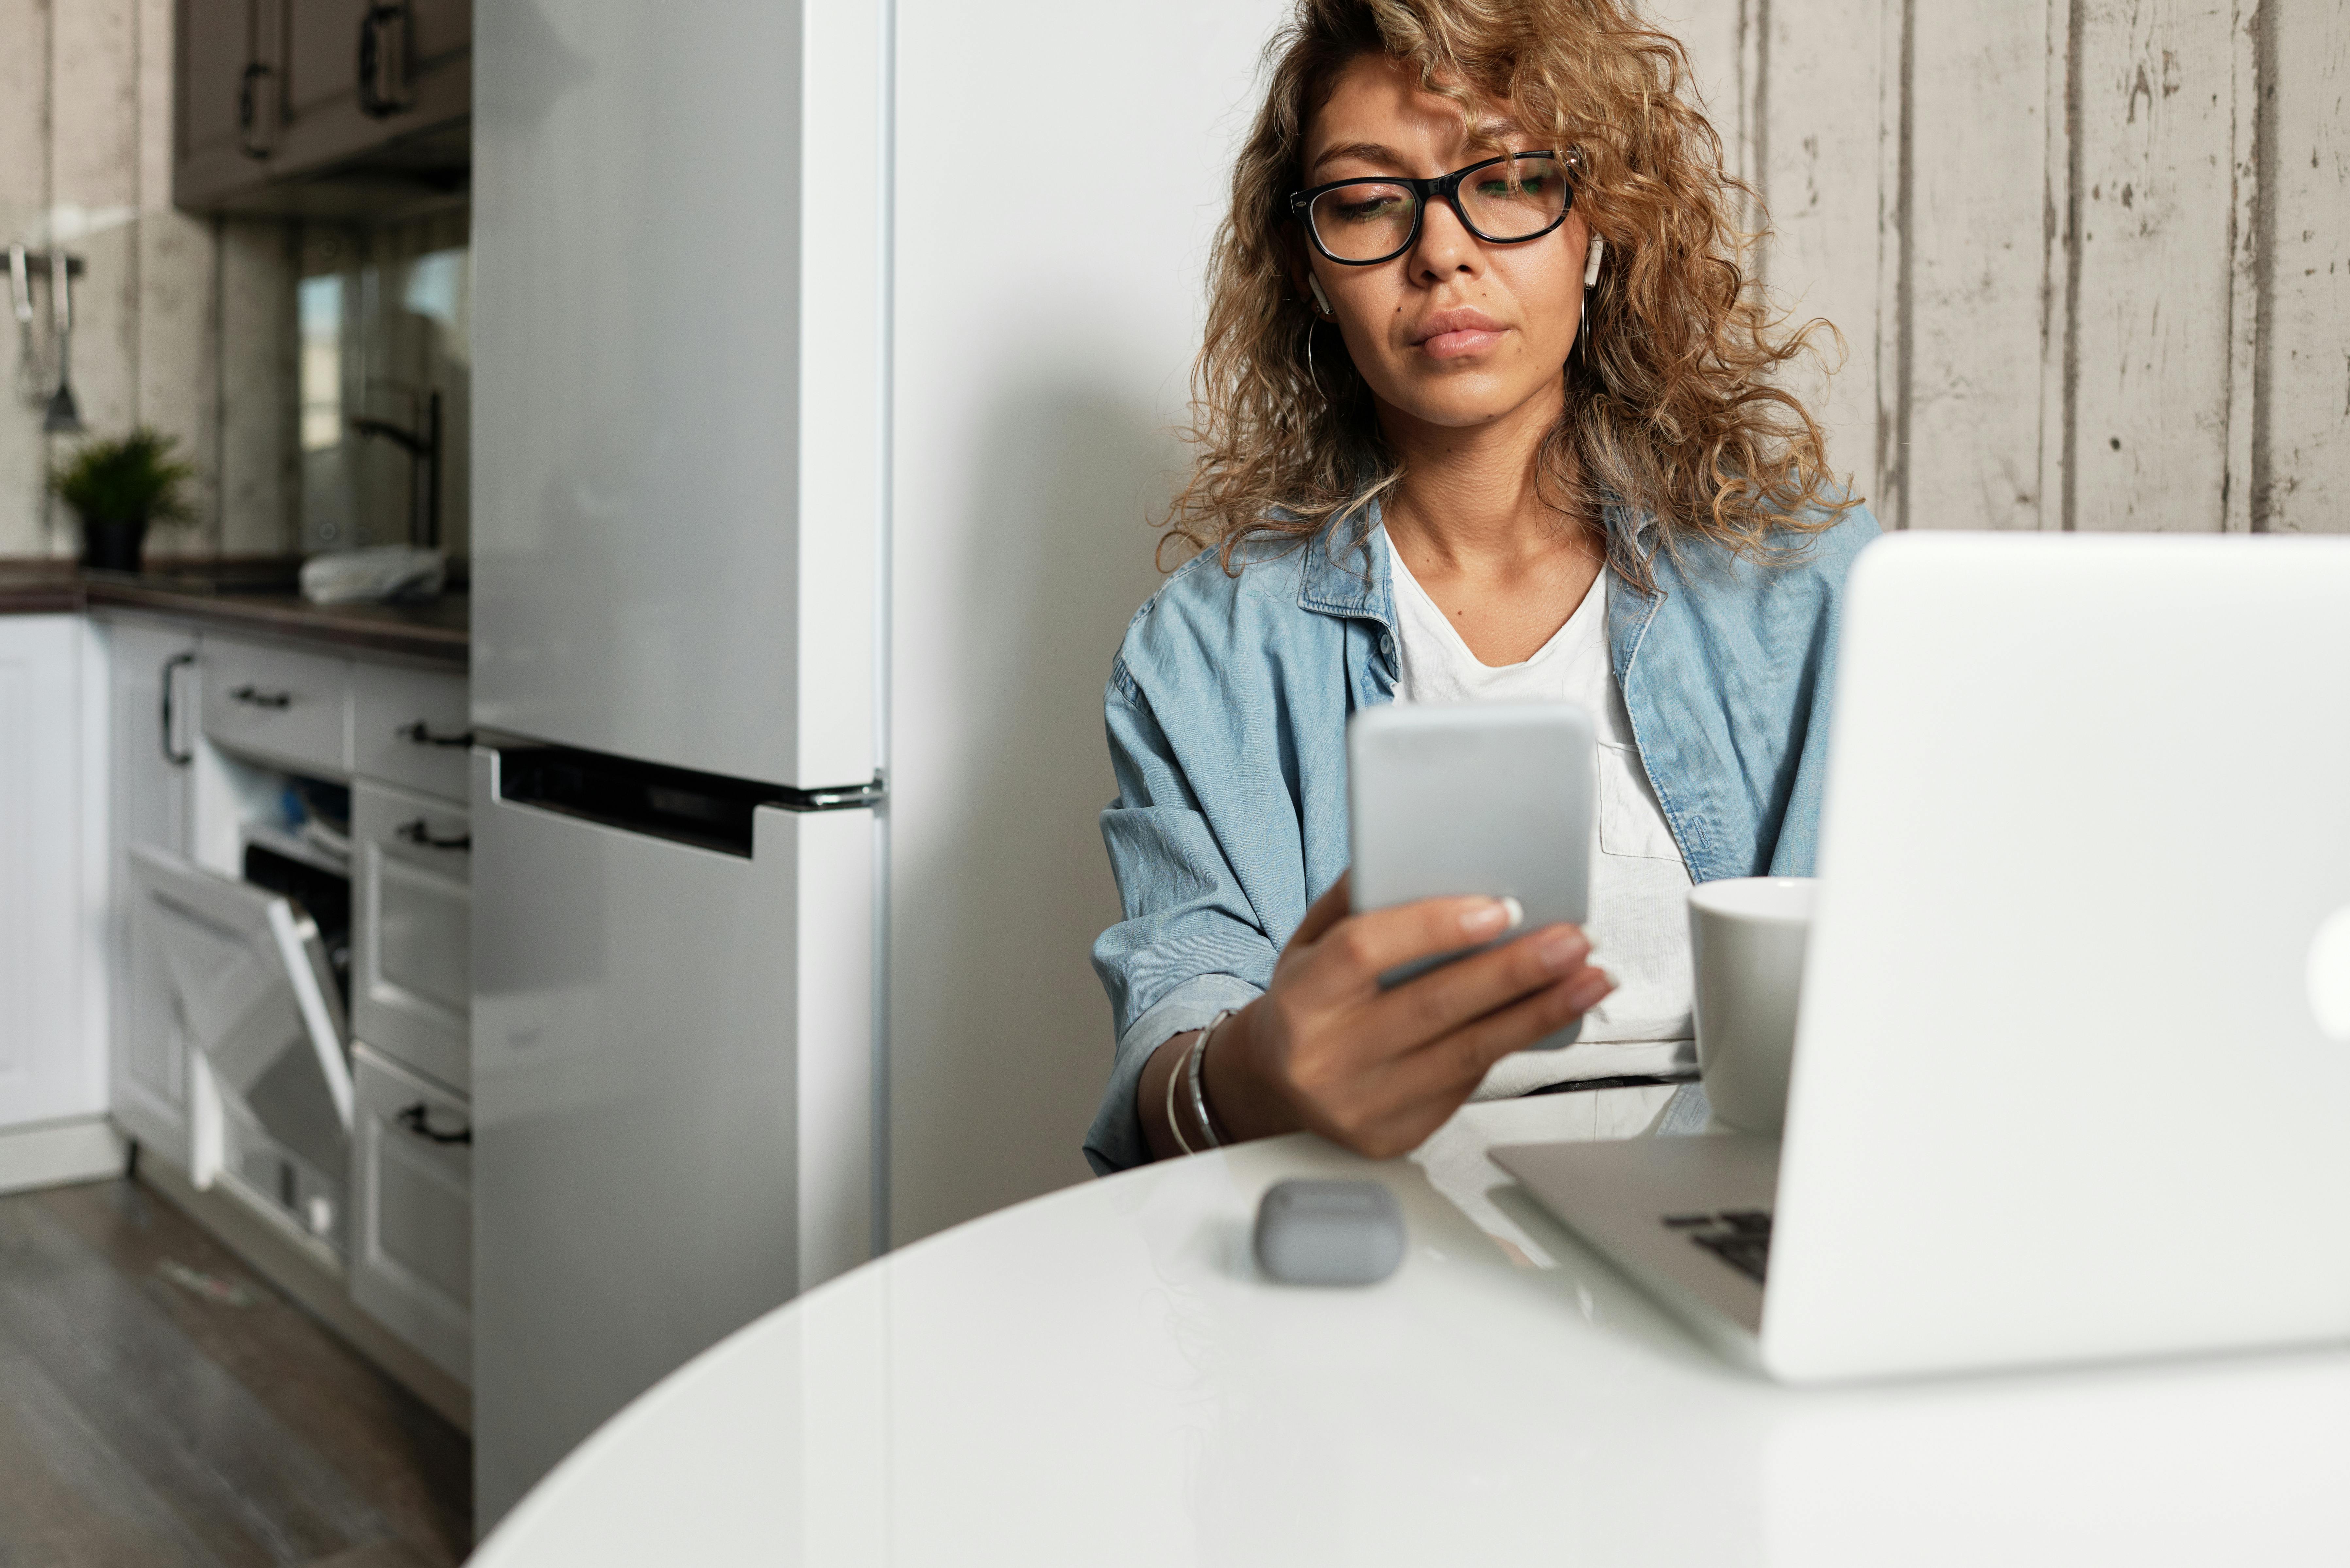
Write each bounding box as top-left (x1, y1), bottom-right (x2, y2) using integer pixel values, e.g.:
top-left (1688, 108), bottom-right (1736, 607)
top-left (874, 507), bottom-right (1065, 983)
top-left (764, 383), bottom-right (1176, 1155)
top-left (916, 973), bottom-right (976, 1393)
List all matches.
top-left (1597, 740), bottom-right (1686, 862)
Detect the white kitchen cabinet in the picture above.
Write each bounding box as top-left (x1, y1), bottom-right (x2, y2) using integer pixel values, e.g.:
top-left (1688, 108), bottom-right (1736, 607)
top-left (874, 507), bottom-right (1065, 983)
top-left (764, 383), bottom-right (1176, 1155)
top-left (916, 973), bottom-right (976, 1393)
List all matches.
top-left (354, 662), bottom-right (471, 804)
top-left (201, 635), bottom-right (353, 776)
top-left (0, 617), bottom-right (105, 1130)
top-left (105, 619), bottom-right (200, 1163)
top-left (351, 1043), bottom-right (471, 1383)
top-left (80, 604), bottom-right (472, 1423)
top-left (353, 778), bottom-right (470, 1092)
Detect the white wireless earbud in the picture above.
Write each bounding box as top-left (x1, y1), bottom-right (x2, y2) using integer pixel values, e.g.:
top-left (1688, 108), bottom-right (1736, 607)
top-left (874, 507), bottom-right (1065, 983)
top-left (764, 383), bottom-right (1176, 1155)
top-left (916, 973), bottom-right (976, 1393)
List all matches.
top-left (1583, 234), bottom-right (1606, 289)
top-left (1308, 274), bottom-right (1336, 317)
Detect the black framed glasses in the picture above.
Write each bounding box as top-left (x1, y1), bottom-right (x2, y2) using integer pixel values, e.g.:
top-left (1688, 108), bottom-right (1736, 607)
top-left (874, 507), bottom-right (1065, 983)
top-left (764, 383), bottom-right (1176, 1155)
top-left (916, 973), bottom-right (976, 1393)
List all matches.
top-left (1290, 151), bottom-right (1574, 265)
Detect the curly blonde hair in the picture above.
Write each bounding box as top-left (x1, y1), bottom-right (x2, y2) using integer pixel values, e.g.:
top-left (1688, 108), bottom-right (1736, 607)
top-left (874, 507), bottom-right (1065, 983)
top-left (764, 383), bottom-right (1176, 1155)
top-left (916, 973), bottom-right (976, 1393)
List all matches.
top-left (1166, 0), bottom-right (1857, 591)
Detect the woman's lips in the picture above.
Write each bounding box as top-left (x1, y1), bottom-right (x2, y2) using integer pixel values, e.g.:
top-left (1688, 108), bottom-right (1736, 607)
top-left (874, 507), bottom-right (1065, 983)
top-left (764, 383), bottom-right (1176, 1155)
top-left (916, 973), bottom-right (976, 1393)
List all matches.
top-left (1419, 327), bottom-right (1506, 359)
top-left (1412, 310), bottom-right (1508, 360)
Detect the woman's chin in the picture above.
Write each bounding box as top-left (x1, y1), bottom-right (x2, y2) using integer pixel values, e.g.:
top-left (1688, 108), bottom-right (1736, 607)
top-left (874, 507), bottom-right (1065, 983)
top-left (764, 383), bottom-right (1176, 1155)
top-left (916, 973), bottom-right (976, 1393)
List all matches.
top-left (1379, 379), bottom-right (1566, 432)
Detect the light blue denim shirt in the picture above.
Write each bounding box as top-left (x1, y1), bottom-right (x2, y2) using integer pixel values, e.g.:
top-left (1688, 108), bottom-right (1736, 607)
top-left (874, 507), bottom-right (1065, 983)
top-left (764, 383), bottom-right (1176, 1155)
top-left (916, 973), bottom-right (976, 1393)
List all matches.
top-left (1084, 500), bottom-right (1881, 1175)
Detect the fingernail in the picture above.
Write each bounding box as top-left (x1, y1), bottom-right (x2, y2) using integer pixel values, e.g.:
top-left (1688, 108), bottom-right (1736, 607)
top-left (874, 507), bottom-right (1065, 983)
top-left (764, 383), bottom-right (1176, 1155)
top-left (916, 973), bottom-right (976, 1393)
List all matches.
top-left (1537, 927), bottom-right (1589, 970)
top-left (1498, 895), bottom-right (1524, 930)
top-left (1570, 969), bottom-right (1615, 1006)
top-left (1461, 898), bottom-right (1513, 936)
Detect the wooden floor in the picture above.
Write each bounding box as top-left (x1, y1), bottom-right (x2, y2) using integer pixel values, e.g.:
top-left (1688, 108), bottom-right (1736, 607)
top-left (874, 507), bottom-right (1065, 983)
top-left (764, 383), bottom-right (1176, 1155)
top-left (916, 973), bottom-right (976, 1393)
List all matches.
top-left (0, 1176), bottom-right (470, 1568)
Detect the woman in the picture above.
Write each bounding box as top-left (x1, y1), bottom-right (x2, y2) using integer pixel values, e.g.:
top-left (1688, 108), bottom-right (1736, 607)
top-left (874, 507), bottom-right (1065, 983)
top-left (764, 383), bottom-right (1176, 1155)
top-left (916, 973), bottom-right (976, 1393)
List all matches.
top-left (1085, 0), bottom-right (1875, 1175)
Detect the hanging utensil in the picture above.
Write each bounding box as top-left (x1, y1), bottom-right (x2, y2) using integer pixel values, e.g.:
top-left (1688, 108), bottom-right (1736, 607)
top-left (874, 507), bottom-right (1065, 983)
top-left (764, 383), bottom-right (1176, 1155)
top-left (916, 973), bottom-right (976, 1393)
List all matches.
top-left (43, 248), bottom-right (81, 434)
top-left (7, 244), bottom-right (41, 404)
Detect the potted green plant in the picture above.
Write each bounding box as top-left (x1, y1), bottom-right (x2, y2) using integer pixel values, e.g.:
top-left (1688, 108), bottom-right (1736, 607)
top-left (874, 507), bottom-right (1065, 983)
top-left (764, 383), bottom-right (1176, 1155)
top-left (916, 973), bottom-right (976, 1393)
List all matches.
top-left (49, 427), bottom-right (197, 574)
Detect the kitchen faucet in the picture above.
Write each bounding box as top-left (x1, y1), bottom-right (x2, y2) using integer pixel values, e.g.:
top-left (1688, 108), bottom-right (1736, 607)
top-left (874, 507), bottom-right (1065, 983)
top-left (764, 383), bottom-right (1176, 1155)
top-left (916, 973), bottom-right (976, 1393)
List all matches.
top-left (349, 388), bottom-right (442, 549)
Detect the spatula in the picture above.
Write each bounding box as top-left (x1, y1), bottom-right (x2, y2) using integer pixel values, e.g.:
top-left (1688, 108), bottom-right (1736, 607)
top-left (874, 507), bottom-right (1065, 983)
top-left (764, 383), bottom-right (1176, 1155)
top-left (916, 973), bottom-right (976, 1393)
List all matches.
top-left (43, 248), bottom-right (80, 434)
top-left (7, 245), bottom-right (40, 402)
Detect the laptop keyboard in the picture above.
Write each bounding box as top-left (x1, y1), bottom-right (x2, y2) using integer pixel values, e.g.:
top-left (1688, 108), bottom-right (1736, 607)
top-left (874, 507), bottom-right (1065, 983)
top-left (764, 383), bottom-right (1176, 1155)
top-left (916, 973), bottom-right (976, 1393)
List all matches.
top-left (1661, 1209), bottom-right (1772, 1284)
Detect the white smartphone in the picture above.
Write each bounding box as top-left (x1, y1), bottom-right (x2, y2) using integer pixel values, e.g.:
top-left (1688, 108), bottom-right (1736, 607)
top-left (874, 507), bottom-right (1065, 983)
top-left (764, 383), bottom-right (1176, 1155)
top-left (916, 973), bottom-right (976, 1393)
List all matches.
top-left (1347, 702), bottom-right (1595, 1046)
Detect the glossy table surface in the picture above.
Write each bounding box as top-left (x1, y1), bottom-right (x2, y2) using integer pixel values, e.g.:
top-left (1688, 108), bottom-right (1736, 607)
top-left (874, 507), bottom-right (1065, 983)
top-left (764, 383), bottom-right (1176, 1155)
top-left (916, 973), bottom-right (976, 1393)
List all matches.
top-left (472, 1117), bottom-right (2350, 1566)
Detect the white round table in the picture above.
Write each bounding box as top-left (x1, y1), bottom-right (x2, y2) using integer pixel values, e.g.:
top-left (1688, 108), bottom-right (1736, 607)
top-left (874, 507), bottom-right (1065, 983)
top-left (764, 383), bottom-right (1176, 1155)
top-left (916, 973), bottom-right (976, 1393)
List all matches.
top-left (472, 1121), bottom-right (2350, 1566)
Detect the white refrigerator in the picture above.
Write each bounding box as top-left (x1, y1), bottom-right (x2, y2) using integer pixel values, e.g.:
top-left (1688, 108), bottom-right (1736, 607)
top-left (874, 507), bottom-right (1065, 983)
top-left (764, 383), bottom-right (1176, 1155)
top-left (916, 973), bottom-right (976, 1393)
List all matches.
top-left (469, 0), bottom-right (1286, 1531)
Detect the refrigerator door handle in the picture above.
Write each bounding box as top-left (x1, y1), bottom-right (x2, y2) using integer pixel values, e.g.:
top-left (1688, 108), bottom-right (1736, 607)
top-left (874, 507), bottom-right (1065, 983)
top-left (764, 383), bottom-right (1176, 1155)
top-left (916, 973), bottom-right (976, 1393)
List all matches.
top-left (484, 739), bottom-right (882, 858)
top-left (792, 777), bottom-right (885, 812)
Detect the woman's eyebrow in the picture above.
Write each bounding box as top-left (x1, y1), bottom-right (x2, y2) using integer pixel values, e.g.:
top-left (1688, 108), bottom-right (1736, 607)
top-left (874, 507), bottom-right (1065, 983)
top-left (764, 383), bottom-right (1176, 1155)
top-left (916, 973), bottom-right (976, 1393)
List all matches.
top-left (1309, 121), bottom-right (1531, 178)
top-left (1310, 140), bottom-right (1410, 176)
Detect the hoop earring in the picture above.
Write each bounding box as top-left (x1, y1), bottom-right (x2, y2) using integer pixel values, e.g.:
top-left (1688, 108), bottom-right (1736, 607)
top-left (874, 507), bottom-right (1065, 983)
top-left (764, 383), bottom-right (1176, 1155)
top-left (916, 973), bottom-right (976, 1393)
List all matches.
top-left (1305, 321), bottom-right (1327, 401)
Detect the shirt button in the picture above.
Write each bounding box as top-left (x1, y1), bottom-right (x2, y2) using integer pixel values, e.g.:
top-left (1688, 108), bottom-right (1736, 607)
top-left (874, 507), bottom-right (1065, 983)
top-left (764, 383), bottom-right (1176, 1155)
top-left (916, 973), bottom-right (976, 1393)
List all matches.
top-left (1380, 634), bottom-right (1395, 658)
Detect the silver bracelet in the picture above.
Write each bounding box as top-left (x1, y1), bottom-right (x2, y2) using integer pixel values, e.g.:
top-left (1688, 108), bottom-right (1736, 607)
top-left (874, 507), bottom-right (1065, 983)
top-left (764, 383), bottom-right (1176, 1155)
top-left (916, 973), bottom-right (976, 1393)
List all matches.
top-left (1164, 1031), bottom-right (1196, 1157)
top-left (1187, 1009), bottom-right (1237, 1150)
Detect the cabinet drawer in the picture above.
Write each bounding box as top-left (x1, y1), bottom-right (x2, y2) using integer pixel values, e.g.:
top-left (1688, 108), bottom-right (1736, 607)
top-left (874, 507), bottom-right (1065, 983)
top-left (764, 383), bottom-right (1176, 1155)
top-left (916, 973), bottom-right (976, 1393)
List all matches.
top-left (351, 1045), bottom-right (471, 1384)
top-left (201, 637), bottom-right (353, 775)
top-left (354, 662), bottom-right (471, 801)
top-left (353, 779), bottom-right (471, 1092)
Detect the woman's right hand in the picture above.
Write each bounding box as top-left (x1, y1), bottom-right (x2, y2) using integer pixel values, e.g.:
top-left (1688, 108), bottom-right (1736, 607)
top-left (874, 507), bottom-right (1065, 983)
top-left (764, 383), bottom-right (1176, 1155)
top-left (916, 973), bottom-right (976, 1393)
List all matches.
top-left (1156, 873), bottom-right (1613, 1160)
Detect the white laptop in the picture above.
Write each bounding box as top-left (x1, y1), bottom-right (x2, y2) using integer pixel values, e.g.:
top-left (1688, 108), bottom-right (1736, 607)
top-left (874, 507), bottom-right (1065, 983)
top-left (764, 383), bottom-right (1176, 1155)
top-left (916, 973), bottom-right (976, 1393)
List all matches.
top-left (1495, 531), bottom-right (2350, 1383)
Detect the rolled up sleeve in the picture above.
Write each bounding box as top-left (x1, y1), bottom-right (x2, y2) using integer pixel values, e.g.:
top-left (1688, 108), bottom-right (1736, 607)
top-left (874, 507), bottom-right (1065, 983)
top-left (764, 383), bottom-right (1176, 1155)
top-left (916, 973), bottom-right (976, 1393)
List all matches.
top-left (1084, 665), bottom-right (1280, 1175)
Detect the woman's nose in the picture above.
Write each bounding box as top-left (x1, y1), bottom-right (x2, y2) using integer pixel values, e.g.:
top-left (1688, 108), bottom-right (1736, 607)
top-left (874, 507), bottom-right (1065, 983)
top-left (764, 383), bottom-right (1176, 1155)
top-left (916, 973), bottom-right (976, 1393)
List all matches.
top-left (1412, 194), bottom-right (1482, 281)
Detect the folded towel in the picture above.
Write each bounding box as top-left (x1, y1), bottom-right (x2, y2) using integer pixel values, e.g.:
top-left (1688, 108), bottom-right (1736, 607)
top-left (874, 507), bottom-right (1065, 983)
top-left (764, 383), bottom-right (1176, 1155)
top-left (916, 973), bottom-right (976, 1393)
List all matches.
top-left (300, 546), bottom-right (446, 605)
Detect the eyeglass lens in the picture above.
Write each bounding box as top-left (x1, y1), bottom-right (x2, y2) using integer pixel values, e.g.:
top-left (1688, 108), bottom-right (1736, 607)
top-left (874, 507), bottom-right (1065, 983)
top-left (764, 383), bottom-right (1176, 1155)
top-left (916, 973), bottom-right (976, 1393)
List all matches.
top-left (1307, 155), bottom-right (1568, 263)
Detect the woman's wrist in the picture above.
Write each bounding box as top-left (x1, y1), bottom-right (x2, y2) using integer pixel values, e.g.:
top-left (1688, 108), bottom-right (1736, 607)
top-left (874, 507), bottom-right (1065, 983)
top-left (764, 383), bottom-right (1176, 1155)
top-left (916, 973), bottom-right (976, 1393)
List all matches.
top-left (1136, 998), bottom-right (1304, 1162)
top-left (1200, 999), bottom-right (1297, 1144)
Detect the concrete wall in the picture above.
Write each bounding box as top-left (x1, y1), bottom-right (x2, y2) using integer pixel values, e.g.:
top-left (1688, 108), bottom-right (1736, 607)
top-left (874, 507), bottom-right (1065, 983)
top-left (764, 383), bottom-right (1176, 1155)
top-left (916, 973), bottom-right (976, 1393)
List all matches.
top-left (1663, 0), bottom-right (2350, 535)
top-left (0, 0), bottom-right (297, 560)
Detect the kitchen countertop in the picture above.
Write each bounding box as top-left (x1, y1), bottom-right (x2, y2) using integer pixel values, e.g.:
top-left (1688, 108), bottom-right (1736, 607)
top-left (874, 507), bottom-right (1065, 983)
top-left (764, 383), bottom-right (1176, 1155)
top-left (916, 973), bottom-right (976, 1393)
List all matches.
top-left (0, 558), bottom-right (468, 665)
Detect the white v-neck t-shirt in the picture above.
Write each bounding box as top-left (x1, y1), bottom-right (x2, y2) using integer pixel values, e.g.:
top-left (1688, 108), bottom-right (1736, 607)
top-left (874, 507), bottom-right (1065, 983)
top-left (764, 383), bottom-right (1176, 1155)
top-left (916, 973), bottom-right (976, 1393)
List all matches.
top-left (1385, 534), bottom-right (1697, 1097)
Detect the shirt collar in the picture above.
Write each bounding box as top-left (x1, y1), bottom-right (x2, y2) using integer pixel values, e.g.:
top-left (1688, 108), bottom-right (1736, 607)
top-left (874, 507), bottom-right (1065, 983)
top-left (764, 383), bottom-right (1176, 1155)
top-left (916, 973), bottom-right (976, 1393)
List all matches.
top-left (1295, 493), bottom-right (1655, 626)
top-left (1296, 498), bottom-right (1393, 626)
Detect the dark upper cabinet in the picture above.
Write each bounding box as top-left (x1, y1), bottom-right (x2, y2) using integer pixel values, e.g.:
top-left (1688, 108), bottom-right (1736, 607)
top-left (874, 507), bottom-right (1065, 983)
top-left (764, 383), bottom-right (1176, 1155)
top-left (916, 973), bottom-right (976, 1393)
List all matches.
top-left (176, 0), bottom-right (272, 207)
top-left (176, 0), bottom-right (470, 216)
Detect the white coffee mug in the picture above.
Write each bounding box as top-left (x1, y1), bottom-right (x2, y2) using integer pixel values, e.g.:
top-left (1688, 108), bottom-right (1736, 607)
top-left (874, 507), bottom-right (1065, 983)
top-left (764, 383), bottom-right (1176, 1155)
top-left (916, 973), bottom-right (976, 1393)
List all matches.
top-left (1687, 877), bottom-right (1815, 1135)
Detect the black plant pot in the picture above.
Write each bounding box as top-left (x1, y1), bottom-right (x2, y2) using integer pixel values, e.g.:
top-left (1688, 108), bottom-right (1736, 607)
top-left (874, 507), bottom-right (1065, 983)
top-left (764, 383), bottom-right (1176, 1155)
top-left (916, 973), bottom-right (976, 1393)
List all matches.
top-left (80, 515), bottom-right (150, 574)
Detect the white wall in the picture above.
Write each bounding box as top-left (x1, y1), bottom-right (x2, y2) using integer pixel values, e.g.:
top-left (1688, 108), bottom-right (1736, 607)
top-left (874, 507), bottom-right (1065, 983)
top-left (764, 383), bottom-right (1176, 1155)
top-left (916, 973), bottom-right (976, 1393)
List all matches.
top-left (889, 0), bottom-right (1292, 1241)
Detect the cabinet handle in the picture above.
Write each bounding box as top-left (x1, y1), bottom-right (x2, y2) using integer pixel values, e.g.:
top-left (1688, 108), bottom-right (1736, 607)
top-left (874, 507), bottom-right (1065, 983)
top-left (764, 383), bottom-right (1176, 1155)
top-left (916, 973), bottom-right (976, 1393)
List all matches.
top-left (229, 684), bottom-right (292, 710)
top-left (236, 61), bottom-right (278, 158)
top-left (395, 1102), bottom-right (471, 1146)
top-left (159, 652), bottom-right (196, 766)
top-left (356, 1), bottom-right (416, 118)
top-left (396, 818), bottom-right (471, 851)
top-left (397, 720), bottom-right (474, 749)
